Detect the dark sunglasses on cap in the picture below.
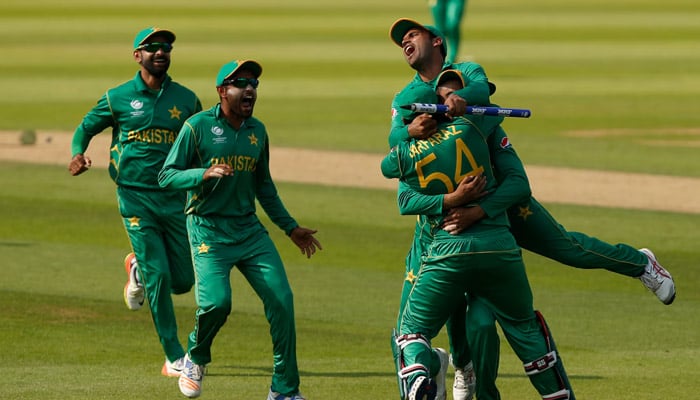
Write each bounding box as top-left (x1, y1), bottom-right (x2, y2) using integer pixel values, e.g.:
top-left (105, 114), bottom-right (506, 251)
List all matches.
top-left (221, 77), bottom-right (260, 89)
top-left (137, 42), bottom-right (173, 53)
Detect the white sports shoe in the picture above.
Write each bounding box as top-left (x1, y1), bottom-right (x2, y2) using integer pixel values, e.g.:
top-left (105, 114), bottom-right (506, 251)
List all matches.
top-left (639, 248), bottom-right (676, 305)
top-left (178, 354), bottom-right (204, 398)
top-left (123, 253), bottom-right (144, 310)
top-left (452, 362), bottom-right (476, 400)
top-left (162, 356), bottom-right (185, 377)
top-left (434, 348), bottom-right (450, 400)
top-left (267, 388), bottom-right (307, 400)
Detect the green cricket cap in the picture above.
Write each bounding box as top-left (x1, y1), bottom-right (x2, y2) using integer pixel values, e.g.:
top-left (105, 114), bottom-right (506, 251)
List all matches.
top-left (435, 69), bottom-right (465, 90)
top-left (389, 18), bottom-right (446, 53)
top-left (437, 69), bottom-right (497, 95)
top-left (215, 59), bottom-right (263, 86)
top-left (133, 27), bottom-right (176, 50)
top-left (394, 84), bottom-right (439, 121)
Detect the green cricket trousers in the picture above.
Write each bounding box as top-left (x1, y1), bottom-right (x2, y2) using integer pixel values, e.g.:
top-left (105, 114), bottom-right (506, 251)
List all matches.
top-left (397, 227), bottom-right (573, 399)
top-left (118, 186), bottom-right (194, 363)
top-left (185, 214), bottom-right (300, 396)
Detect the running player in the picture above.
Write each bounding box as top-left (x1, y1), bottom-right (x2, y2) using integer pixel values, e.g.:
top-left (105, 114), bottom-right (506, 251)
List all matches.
top-left (430, 0), bottom-right (469, 64)
top-left (68, 27), bottom-right (201, 377)
top-left (159, 59), bottom-right (321, 400)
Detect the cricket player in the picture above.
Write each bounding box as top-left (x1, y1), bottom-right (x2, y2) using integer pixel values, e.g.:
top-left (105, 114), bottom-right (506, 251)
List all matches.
top-left (158, 59), bottom-right (321, 400)
top-left (68, 27), bottom-right (201, 377)
top-left (430, 0), bottom-right (469, 64)
top-left (383, 70), bottom-right (576, 400)
top-left (388, 18), bottom-right (675, 400)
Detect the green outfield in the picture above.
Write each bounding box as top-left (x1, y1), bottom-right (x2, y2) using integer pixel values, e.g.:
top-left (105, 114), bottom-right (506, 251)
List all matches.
top-left (1, 0), bottom-right (699, 399)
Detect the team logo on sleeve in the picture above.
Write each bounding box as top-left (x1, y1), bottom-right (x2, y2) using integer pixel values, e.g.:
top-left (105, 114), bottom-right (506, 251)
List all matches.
top-left (391, 107), bottom-right (398, 119)
top-left (500, 136), bottom-right (512, 149)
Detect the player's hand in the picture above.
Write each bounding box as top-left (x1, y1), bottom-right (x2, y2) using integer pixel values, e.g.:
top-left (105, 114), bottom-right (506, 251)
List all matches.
top-left (444, 93), bottom-right (467, 118)
top-left (443, 175), bottom-right (488, 208)
top-left (407, 113), bottom-right (437, 140)
top-left (203, 163), bottom-right (233, 180)
top-left (442, 206), bottom-right (486, 235)
top-left (68, 154), bottom-right (92, 176)
top-left (290, 226), bottom-right (322, 258)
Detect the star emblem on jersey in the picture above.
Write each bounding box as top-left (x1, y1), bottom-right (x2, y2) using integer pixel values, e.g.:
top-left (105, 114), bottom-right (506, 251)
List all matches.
top-left (405, 271), bottom-right (417, 284)
top-left (169, 105), bottom-right (182, 120)
top-left (517, 205), bottom-right (533, 220)
top-left (197, 242), bottom-right (210, 254)
top-left (248, 133), bottom-right (258, 146)
top-left (128, 216), bottom-right (140, 227)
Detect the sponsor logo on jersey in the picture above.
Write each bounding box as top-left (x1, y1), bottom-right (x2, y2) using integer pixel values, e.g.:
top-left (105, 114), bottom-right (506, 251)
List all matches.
top-left (500, 136), bottom-right (511, 149)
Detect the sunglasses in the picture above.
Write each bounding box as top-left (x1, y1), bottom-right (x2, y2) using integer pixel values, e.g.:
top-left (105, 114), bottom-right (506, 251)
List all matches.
top-left (221, 77), bottom-right (259, 89)
top-left (137, 42), bottom-right (173, 53)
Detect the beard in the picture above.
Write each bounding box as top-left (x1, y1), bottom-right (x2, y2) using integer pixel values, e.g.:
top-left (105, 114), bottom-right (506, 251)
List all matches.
top-left (141, 57), bottom-right (170, 78)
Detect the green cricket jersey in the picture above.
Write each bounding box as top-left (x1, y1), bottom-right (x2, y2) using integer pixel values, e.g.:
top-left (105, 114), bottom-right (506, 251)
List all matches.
top-left (71, 72), bottom-right (202, 189)
top-left (158, 104), bottom-right (298, 235)
top-left (381, 115), bottom-right (529, 235)
top-left (396, 126), bottom-right (531, 221)
top-left (389, 61), bottom-right (491, 147)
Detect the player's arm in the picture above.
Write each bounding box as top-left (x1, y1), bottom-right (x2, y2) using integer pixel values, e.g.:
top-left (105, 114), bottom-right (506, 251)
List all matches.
top-left (388, 93), bottom-right (438, 147)
top-left (388, 93), bottom-right (412, 147)
top-left (158, 122), bottom-right (208, 190)
top-left (254, 137), bottom-right (299, 236)
top-left (442, 126), bottom-right (530, 233)
top-left (478, 126), bottom-right (531, 217)
top-left (397, 176), bottom-right (488, 216)
top-left (69, 93), bottom-right (115, 175)
top-left (452, 62), bottom-right (491, 106)
top-left (251, 135), bottom-right (320, 256)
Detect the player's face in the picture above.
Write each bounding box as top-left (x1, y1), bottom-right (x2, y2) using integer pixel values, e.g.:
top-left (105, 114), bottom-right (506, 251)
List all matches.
top-left (134, 34), bottom-right (172, 78)
top-left (219, 70), bottom-right (258, 120)
top-left (401, 28), bottom-right (439, 70)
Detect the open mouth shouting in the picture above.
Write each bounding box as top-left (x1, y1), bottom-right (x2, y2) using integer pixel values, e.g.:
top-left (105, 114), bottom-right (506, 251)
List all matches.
top-left (240, 93), bottom-right (255, 113)
top-left (403, 43), bottom-right (416, 58)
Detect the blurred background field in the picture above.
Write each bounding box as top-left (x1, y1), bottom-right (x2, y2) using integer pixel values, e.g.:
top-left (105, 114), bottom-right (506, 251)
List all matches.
top-left (0, 0), bottom-right (699, 399)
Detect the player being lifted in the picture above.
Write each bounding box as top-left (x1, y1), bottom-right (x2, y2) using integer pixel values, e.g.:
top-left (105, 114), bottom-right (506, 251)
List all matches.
top-left (386, 18), bottom-right (676, 400)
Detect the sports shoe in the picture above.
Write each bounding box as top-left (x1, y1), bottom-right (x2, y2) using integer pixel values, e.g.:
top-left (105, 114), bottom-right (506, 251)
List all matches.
top-left (434, 348), bottom-right (449, 400)
top-left (267, 389), bottom-right (307, 400)
top-left (123, 252), bottom-right (145, 310)
top-left (452, 361), bottom-right (476, 400)
top-left (407, 375), bottom-right (437, 400)
top-left (178, 354), bottom-right (204, 398)
top-left (638, 248), bottom-right (676, 305)
top-left (162, 356), bottom-right (185, 377)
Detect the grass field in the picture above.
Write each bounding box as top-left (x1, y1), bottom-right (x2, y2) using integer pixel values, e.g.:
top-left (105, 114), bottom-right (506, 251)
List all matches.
top-left (1, 0), bottom-right (699, 399)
